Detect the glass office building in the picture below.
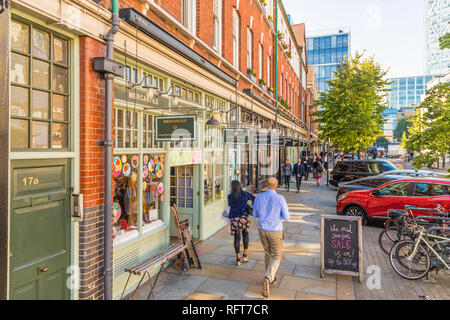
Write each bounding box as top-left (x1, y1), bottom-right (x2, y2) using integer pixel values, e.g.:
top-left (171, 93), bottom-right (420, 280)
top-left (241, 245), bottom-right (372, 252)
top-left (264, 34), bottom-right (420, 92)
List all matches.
top-left (386, 75), bottom-right (435, 109)
top-left (425, 0), bottom-right (450, 75)
top-left (306, 28), bottom-right (351, 92)
top-left (383, 75), bottom-right (441, 141)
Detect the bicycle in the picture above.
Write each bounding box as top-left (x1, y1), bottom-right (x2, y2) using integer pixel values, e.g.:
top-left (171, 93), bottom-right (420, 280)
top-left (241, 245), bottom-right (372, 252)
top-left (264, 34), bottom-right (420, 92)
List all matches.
top-left (378, 205), bottom-right (449, 255)
top-left (389, 223), bottom-right (449, 280)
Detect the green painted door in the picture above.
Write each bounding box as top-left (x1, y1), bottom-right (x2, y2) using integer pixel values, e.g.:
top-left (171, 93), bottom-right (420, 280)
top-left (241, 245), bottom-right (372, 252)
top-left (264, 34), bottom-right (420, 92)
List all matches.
top-left (10, 159), bottom-right (71, 300)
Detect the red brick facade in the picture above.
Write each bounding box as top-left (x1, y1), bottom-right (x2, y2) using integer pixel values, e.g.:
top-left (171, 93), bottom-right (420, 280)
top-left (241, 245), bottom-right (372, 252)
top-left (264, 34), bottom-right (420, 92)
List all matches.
top-left (79, 36), bottom-right (107, 300)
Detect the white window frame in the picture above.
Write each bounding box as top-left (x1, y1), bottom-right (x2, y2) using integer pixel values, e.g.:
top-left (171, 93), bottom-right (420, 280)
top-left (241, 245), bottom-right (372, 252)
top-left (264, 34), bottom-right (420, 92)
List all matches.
top-left (232, 8), bottom-right (239, 69)
top-left (267, 55), bottom-right (271, 88)
top-left (247, 28), bottom-right (253, 71)
top-left (213, 0), bottom-right (222, 55)
top-left (258, 43), bottom-right (263, 81)
top-left (182, 0), bottom-right (196, 34)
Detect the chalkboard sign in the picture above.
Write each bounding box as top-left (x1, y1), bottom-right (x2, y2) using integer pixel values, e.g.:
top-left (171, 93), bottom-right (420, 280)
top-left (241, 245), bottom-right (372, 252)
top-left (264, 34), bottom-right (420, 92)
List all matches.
top-left (320, 215), bottom-right (363, 283)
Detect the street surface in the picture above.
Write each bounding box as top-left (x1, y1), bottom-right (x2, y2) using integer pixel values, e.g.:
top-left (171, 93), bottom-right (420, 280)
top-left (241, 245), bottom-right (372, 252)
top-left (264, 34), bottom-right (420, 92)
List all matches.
top-left (128, 173), bottom-right (450, 300)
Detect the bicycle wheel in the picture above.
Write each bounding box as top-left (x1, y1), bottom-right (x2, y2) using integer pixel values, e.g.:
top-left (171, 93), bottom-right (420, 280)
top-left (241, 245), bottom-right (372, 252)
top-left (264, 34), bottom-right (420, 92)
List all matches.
top-left (379, 227), bottom-right (399, 255)
top-left (389, 239), bottom-right (430, 280)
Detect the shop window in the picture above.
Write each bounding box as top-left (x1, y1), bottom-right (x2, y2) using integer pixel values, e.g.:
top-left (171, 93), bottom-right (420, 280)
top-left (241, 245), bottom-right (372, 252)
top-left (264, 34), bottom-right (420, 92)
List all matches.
top-left (114, 109), bottom-right (138, 149)
top-left (10, 19), bottom-right (70, 150)
top-left (170, 165), bottom-right (194, 209)
top-left (204, 151), bottom-right (224, 205)
top-left (172, 83), bottom-right (200, 104)
top-left (112, 153), bottom-right (165, 239)
top-left (204, 124), bottom-right (223, 149)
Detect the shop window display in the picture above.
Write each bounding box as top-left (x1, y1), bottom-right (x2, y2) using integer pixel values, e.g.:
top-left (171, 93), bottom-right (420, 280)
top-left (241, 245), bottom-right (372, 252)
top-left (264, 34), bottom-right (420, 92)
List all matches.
top-left (112, 153), bottom-right (165, 238)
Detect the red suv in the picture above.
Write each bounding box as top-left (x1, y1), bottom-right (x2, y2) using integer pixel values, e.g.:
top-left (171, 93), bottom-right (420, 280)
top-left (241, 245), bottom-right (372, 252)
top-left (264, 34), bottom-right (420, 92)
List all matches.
top-left (336, 178), bottom-right (450, 225)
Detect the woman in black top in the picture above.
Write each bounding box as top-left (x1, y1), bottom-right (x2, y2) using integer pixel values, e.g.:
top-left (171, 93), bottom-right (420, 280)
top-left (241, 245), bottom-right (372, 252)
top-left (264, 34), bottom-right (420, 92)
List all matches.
top-left (312, 155), bottom-right (324, 186)
top-left (227, 180), bottom-right (255, 266)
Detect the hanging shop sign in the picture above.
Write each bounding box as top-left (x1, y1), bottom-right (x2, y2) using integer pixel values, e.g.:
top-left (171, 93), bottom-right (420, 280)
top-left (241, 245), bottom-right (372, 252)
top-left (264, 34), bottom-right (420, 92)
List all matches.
top-left (252, 133), bottom-right (271, 146)
top-left (155, 115), bottom-right (197, 141)
top-left (271, 137), bottom-right (285, 147)
top-left (114, 81), bottom-right (169, 109)
top-left (292, 140), bottom-right (299, 147)
top-left (284, 138), bottom-right (293, 146)
top-left (224, 129), bottom-right (249, 145)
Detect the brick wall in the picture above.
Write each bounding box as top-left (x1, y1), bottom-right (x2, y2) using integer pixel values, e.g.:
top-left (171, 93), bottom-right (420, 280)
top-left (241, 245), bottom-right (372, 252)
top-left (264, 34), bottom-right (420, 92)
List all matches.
top-left (79, 36), bottom-right (107, 300)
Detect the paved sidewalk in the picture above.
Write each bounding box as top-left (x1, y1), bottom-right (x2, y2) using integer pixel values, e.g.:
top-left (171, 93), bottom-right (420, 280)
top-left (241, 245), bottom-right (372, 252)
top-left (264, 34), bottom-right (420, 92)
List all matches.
top-left (127, 175), bottom-right (450, 300)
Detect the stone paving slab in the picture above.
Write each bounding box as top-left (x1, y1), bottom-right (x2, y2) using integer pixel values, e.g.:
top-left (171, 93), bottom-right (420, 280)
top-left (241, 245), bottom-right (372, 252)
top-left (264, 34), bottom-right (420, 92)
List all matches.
top-left (244, 284), bottom-right (297, 300)
top-left (196, 278), bottom-right (251, 300)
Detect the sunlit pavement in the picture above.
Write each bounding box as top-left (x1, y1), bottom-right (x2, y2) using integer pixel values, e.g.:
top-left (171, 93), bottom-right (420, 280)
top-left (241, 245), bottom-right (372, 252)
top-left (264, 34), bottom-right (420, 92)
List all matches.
top-left (127, 174), bottom-right (450, 300)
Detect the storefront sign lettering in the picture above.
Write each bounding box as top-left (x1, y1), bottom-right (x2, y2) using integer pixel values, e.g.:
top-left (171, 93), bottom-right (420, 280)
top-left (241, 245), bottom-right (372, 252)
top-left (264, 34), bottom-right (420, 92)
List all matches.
top-left (156, 115), bottom-right (197, 141)
top-left (224, 129), bottom-right (249, 145)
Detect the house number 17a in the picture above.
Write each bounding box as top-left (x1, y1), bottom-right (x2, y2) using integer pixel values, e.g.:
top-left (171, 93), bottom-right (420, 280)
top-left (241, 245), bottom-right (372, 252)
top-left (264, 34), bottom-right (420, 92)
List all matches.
top-left (23, 177), bottom-right (39, 186)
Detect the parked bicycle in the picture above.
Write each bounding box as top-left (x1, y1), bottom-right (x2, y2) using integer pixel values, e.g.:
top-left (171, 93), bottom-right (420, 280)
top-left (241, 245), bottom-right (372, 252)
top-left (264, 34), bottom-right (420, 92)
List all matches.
top-left (389, 224), bottom-right (449, 280)
top-left (378, 205), bottom-right (449, 255)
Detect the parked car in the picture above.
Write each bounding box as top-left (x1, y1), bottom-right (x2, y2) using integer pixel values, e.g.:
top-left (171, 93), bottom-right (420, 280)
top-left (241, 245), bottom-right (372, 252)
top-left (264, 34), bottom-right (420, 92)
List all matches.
top-left (336, 178), bottom-right (450, 225)
top-left (336, 175), bottom-right (405, 201)
top-left (329, 160), bottom-right (398, 187)
top-left (379, 169), bottom-right (434, 177)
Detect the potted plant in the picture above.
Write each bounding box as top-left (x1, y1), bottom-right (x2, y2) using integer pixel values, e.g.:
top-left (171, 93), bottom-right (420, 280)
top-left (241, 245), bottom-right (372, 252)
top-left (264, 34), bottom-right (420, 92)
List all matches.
top-left (268, 87), bottom-right (274, 98)
top-left (286, 51), bottom-right (292, 59)
top-left (259, 79), bottom-right (267, 90)
top-left (247, 68), bottom-right (256, 82)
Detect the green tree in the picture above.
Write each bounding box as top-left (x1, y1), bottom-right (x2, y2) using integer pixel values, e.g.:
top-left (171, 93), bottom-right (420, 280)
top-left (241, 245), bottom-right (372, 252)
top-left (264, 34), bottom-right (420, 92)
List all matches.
top-left (393, 116), bottom-right (413, 142)
top-left (402, 82), bottom-right (450, 169)
top-left (313, 52), bottom-right (390, 157)
top-left (375, 136), bottom-right (389, 145)
top-left (439, 31), bottom-right (450, 50)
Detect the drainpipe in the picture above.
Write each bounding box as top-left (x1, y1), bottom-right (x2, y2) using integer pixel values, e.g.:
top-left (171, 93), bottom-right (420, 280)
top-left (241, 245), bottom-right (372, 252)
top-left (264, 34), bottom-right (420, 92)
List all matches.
top-left (103, 0), bottom-right (120, 301)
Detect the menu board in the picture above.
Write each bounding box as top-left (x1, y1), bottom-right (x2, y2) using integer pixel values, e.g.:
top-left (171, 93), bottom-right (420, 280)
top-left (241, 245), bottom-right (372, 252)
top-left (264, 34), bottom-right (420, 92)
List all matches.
top-left (320, 215), bottom-right (363, 283)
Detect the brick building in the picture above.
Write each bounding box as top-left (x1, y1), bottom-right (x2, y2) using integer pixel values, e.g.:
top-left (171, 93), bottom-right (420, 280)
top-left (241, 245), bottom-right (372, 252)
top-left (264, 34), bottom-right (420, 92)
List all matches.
top-left (0, 0), bottom-right (314, 300)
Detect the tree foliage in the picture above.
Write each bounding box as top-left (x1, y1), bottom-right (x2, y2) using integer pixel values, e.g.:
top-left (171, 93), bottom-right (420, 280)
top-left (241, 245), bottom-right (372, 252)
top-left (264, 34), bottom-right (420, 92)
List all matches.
top-left (439, 31), bottom-right (450, 50)
top-left (393, 116), bottom-right (413, 142)
top-left (375, 135), bottom-right (389, 145)
top-left (313, 52), bottom-right (390, 154)
top-left (402, 82), bottom-right (450, 169)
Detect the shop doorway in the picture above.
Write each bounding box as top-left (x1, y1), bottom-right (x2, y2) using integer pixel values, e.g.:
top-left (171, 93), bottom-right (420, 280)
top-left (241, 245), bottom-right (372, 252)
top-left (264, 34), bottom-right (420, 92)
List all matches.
top-left (9, 159), bottom-right (71, 300)
top-left (170, 165), bottom-right (199, 238)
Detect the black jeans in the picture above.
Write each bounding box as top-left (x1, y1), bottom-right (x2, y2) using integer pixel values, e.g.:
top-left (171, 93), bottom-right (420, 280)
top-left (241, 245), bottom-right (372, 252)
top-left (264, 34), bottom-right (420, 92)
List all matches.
top-left (296, 176), bottom-right (302, 191)
top-left (284, 175), bottom-right (291, 189)
top-left (234, 230), bottom-right (249, 254)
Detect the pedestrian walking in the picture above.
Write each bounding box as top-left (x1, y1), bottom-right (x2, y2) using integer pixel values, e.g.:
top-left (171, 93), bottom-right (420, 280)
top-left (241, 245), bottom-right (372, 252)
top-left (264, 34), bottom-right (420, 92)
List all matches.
top-left (282, 159), bottom-right (293, 191)
top-left (253, 177), bottom-right (290, 298)
top-left (312, 155), bottom-right (324, 186)
top-left (293, 157), bottom-right (306, 193)
top-left (227, 180), bottom-right (255, 266)
top-left (304, 156), bottom-right (312, 180)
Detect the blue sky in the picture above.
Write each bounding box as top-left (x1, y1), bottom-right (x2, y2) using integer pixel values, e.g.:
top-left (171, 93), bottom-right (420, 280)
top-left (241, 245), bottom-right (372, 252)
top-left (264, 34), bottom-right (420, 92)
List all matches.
top-left (283, 0), bottom-right (425, 78)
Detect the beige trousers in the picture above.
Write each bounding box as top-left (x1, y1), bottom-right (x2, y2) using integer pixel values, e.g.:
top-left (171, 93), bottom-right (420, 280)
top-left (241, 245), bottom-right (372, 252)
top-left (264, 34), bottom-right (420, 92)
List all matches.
top-left (258, 229), bottom-right (283, 282)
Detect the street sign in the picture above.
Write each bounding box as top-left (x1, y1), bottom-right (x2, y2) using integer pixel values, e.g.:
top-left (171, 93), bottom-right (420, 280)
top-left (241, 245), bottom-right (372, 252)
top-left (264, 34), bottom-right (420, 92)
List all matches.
top-left (320, 215), bottom-right (363, 283)
top-left (224, 129), bottom-right (249, 145)
top-left (155, 115), bottom-right (197, 141)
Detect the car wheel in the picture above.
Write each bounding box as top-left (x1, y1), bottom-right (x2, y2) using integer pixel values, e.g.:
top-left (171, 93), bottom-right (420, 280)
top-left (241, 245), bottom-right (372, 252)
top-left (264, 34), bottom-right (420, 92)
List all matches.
top-left (344, 205), bottom-right (368, 225)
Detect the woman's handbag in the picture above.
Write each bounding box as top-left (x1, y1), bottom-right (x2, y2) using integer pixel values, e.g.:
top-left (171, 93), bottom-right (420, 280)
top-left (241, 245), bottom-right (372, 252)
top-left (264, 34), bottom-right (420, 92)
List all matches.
top-left (221, 206), bottom-right (230, 222)
top-left (243, 192), bottom-right (254, 217)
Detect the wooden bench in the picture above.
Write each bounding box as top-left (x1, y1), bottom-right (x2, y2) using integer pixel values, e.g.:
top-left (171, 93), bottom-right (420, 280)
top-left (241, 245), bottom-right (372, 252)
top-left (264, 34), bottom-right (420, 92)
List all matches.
top-left (120, 242), bottom-right (187, 300)
top-left (120, 204), bottom-right (201, 300)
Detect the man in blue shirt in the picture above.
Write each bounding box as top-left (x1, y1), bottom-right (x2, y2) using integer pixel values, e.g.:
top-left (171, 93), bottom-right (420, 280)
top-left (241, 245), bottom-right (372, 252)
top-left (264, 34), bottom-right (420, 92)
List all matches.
top-left (253, 177), bottom-right (290, 298)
